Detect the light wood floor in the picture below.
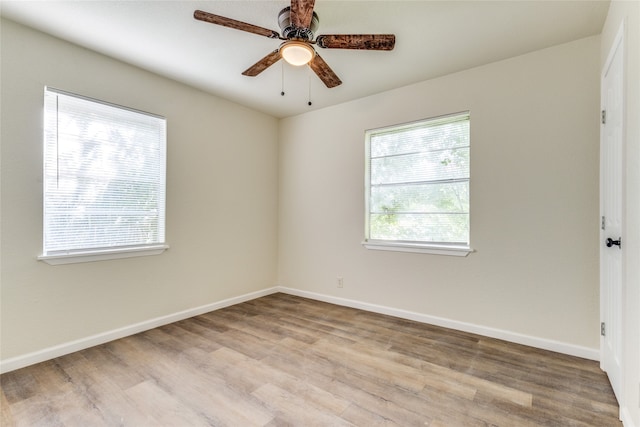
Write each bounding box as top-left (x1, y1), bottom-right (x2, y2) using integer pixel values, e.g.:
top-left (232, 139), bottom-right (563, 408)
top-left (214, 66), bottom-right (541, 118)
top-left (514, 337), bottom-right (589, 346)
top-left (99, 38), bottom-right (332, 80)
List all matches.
top-left (1, 293), bottom-right (621, 426)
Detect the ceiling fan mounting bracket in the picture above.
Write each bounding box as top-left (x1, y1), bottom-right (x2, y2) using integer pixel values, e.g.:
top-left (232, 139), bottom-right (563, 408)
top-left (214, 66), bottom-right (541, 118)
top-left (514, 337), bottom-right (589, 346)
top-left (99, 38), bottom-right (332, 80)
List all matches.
top-left (278, 6), bottom-right (319, 41)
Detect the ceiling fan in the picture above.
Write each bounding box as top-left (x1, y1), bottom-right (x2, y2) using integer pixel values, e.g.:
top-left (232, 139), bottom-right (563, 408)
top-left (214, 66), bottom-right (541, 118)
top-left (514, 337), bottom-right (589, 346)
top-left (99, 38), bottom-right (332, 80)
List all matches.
top-left (194, 0), bottom-right (395, 88)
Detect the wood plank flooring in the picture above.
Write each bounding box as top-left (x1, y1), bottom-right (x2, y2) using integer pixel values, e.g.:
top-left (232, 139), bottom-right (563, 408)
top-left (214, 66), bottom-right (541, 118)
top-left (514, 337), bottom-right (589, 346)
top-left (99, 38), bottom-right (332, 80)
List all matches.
top-left (1, 293), bottom-right (621, 426)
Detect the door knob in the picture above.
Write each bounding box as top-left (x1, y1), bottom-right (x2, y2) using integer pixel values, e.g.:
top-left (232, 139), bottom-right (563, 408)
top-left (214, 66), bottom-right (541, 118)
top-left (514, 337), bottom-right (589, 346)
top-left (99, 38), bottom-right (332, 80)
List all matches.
top-left (606, 237), bottom-right (621, 248)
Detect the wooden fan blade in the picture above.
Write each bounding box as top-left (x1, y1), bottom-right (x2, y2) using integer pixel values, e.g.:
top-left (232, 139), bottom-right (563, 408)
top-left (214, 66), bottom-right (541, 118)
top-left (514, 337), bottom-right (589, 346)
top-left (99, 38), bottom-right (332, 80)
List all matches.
top-left (194, 10), bottom-right (280, 39)
top-left (242, 49), bottom-right (282, 76)
top-left (308, 53), bottom-right (342, 88)
top-left (316, 34), bottom-right (396, 50)
top-left (290, 0), bottom-right (315, 29)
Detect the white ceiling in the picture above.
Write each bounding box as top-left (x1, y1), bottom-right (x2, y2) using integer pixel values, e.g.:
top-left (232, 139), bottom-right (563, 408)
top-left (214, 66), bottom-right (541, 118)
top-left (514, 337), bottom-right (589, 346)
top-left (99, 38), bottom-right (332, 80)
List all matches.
top-left (1, 1), bottom-right (609, 118)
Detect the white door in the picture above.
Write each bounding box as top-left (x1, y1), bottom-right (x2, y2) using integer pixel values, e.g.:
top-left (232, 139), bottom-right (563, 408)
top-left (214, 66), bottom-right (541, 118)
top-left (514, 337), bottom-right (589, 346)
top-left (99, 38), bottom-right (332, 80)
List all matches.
top-left (600, 26), bottom-right (624, 404)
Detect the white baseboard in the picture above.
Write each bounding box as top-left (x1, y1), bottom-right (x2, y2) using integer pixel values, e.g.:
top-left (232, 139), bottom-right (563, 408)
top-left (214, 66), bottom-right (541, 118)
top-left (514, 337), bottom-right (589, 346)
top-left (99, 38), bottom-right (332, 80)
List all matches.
top-left (1, 285), bottom-right (600, 374)
top-left (275, 286), bottom-right (600, 361)
top-left (0, 287), bottom-right (279, 374)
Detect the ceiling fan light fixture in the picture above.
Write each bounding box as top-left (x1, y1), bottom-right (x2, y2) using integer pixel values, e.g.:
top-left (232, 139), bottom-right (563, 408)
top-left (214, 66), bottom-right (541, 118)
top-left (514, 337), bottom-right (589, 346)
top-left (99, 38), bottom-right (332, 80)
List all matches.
top-left (280, 41), bottom-right (315, 66)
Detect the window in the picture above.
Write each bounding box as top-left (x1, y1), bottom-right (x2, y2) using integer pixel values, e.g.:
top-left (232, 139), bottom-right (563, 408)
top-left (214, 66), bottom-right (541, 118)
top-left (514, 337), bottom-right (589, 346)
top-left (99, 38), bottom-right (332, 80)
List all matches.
top-left (40, 88), bottom-right (168, 264)
top-left (364, 112), bottom-right (471, 256)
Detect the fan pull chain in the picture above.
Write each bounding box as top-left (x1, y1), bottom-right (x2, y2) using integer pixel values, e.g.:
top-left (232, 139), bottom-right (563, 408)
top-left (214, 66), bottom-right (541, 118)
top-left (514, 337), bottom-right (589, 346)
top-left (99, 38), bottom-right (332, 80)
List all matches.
top-left (281, 62), bottom-right (285, 96)
top-left (307, 73), bottom-right (312, 106)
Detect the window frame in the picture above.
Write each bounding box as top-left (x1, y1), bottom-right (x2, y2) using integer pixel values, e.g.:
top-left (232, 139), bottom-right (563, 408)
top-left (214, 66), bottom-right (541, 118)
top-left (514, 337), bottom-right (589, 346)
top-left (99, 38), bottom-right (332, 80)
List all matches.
top-left (38, 87), bottom-right (169, 265)
top-left (362, 112), bottom-right (473, 257)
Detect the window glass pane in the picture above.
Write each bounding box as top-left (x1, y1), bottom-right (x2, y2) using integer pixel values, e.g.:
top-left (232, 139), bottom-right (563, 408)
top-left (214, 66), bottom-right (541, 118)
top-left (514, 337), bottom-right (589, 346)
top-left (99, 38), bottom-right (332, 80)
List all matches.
top-left (370, 118), bottom-right (469, 158)
top-left (370, 213), bottom-right (469, 243)
top-left (370, 147), bottom-right (469, 185)
top-left (43, 88), bottom-right (166, 254)
top-left (366, 112), bottom-right (470, 246)
top-left (370, 181), bottom-right (469, 214)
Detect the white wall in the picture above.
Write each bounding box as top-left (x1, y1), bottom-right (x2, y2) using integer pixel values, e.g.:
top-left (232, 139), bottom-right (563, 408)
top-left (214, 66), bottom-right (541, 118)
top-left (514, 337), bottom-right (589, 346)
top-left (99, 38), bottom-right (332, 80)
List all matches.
top-left (601, 1), bottom-right (640, 425)
top-left (278, 36), bottom-right (601, 353)
top-left (0, 20), bottom-right (279, 361)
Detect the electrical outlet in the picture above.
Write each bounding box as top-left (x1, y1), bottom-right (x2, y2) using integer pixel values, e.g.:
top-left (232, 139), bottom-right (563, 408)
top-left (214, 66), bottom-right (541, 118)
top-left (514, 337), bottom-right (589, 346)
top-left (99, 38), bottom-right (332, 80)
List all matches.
top-left (337, 277), bottom-right (344, 288)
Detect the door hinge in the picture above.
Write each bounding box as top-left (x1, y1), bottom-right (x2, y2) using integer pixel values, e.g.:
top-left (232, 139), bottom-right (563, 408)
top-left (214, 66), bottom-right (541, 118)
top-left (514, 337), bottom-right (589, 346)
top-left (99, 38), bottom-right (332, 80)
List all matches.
top-left (601, 216), bottom-right (606, 230)
top-left (601, 322), bottom-right (606, 336)
top-left (601, 110), bottom-right (606, 124)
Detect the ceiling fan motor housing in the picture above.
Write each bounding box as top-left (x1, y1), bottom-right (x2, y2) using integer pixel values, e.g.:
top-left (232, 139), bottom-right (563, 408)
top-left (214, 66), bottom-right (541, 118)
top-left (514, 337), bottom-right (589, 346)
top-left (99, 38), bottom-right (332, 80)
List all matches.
top-left (278, 6), bottom-right (319, 40)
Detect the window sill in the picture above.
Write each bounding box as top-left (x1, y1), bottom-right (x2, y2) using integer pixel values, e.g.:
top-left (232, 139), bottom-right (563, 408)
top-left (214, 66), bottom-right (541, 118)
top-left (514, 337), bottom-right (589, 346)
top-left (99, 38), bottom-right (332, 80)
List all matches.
top-left (362, 240), bottom-right (473, 257)
top-left (38, 244), bottom-right (169, 265)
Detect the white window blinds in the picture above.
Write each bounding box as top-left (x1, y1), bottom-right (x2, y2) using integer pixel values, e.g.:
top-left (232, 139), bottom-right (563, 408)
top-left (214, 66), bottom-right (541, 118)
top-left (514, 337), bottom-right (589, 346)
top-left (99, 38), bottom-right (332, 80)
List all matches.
top-left (42, 88), bottom-right (167, 257)
top-left (365, 112), bottom-right (470, 246)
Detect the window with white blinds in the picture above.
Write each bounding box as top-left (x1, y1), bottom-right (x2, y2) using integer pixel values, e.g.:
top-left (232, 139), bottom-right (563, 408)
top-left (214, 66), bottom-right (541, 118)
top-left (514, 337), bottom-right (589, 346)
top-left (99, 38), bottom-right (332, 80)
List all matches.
top-left (364, 112), bottom-right (470, 254)
top-left (41, 88), bottom-right (167, 263)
